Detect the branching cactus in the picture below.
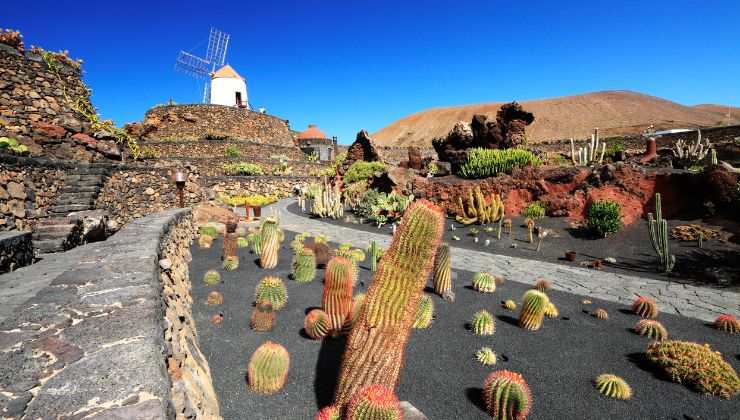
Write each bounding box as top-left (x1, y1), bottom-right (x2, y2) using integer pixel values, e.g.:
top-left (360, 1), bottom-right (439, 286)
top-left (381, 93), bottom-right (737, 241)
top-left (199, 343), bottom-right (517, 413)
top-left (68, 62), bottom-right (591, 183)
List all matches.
top-left (346, 384), bottom-right (403, 420)
top-left (570, 128), bottom-right (606, 166)
top-left (367, 241), bottom-right (384, 272)
top-left (323, 256), bottom-right (355, 333)
top-left (247, 341), bottom-right (290, 394)
top-left (304, 309), bottom-right (331, 340)
top-left (255, 276), bottom-right (288, 310)
top-left (472, 272), bottom-right (497, 293)
top-left (648, 193), bottom-right (676, 272)
top-left (519, 290), bottom-right (550, 331)
top-left (250, 300), bottom-right (275, 332)
top-left (483, 370), bottom-right (532, 420)
top-left (412, 294), bottom-right (434, 329)
top-left (333, 200), bottom-right (445, 410)
top-left (432, 242), bottom-right (452, 298)
top-left (260, 217), bottom-right (280, 269)
top-left (292, 248), bottom-right (316, 283)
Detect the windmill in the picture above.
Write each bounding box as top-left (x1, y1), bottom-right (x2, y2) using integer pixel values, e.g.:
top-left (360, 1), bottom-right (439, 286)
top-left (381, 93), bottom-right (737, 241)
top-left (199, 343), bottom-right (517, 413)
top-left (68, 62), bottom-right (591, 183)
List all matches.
top-left (175, 27), bottom-right (230, 103)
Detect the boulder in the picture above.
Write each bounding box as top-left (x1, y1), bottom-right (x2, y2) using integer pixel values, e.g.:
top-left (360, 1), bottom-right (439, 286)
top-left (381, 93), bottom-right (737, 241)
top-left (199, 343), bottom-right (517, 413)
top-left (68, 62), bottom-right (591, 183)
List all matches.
top-left (68, 209), bottom-right (110, 243)
top-left (345, 130), bottom-right (381, 166)
top-left (193, 203), bottom-right (238, 226)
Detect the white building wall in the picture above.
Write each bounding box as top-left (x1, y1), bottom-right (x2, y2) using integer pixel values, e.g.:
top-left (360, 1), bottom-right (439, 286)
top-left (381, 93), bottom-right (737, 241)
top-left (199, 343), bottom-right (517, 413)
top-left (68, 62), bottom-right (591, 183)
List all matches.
top-left (210, 77), bottom-right (248, 108)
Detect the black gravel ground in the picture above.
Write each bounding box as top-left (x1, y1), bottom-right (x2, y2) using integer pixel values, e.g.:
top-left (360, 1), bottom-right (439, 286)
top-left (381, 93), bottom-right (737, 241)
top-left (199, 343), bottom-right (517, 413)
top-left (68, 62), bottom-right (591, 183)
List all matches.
top-left (191, 231), bottom-right (740, 420)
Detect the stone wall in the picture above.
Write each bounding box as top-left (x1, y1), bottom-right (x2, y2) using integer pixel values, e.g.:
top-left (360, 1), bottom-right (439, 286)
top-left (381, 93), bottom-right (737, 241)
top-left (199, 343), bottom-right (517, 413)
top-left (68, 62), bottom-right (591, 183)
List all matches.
top-left (144, 139), bottom-right (306, 160)
top-left (0, 155), bottom-right (65, 231)
top-left (158, 157), bottom-right (329, 177)
top-left (205, 176), bottom-right (318, 199)
top-left (0, 231), bottom-right (33, 273)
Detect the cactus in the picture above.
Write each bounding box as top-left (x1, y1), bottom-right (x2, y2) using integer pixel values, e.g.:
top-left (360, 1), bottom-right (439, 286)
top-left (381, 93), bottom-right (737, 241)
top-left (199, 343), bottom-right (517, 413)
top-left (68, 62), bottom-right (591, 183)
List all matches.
top-left (710, 148), bottom-right (718, 166)
top-left (292, 248), bottom-right (316, 283)
top-left (304, 309), bottom-right (331, 340)
top-left (237, 236), bottom-right (249, 248)
top-left (543, 302), bottom-right (559, 319)
top-left (247, 231), bottom-right (262, 256)
top-left (412, 295), bottom-right (434, 329)
top-left (197, 234), bottom-right (213, 249)
top-left (476, 347), bottom-right (497, 366)
top-left (255, 276), bottom-right (288, 311)
top-left (346, 384), bottom-right (403, 420)
top-left (525, 217), bottom-right (535, 243)
top-left (367, 240), bottom-right (384, 272)
top-left (632, 296), bottom-right (659, 319)
top-left (222, 232), bottom-right (238, 260)
top-left (455, 186), bottom-right (505, 225)
top-left (322, 256), bottom-right (355, 333)
top-left (206, 291), bottom-right (223, 305)
top-left (198, 225), bottom-right (219, 238)
top-left (259, 218), bottom-right (280, 269)
top-left (472, 272), bottom-right (497, 293)
top-left (594, 374), bottom-right (632, 400)
top-left (593, 308), bottom-right (609, 320)
top-left (251, 300), bottom-right (275, 332)
top-left (432, 242), bottom-right (452, 297)
top-left (315, 406), bottom-right (341, 420)
top-left (672, 129), bottom-right (712, 168)
top-left (333, 200), bottom-right (444, 409)
top-left (648, 193), bottom-right (676, 272)
top-left (503, 300), bottom-right (517, 311)
top-left (519, 290), bottom-right (549, 331)
top-left (336, 246), bottom-right (365, 286)
top-left (348, 293), bottom-right (366, 329)
top-left (533, 278), bottom-right (551, 292)
top-left (482, 370), bottom-right (532, 420)
top-left (634, 319), bottom-right (668, 341)
top-left (312, 181), bottom-right (344, 219)
top-left (247, 341), bottom-right (290, 394)
top-left (714, 314), bottom-right (740, 334)
top-left (223, 255), bottom-right (239, 271)
top-left (203, 269), bottom-right (221, 285)
top-left (570, 128), bottom-right (606, 166)
top-left (471, 310), bottom-right (495, 336)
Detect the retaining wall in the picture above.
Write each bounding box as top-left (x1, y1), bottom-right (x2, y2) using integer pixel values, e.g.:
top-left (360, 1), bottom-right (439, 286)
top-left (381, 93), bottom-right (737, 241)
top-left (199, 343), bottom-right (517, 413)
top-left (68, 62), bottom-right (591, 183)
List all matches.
top-left (0, 231), bottom-right (33, 273)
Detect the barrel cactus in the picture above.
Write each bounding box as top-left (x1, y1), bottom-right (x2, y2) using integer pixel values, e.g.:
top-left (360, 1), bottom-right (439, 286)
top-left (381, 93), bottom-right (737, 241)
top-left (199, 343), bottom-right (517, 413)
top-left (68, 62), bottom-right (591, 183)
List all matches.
top-left (593, 308), bottom-right (609, 320)
top-left (304, 309), bottom-right (331, 340)
top-left (255, 276), bottom-right (288, 310)
top-left (206, 291), bottom-right (223, 305)
top-left (632, 295), bottom-right (659, 319)
top-left (594, 374), bottom-right (632, 400)
top-left (472, 272), bottom-right (497, 293)
top-left (412, 294), bottom-right (434, 329)
top-left (203, 269), bottom-right (221, 285)
top-left (634, 319), bottom-right (668, 341)
top-left (323, 256), bottom-right (355, 333)
top-left (315, 406), bottom-right (341, 420)
top-left (197, 234), bottom-right (213, 249)
top-left (237, 236), bottom-right (249, 248)
top-left (292, 248), bottom-right (316, 283)
top-left (534, 278), bottom-right (551, 292)
top-left (543, 302), bottom-right (559, 318)
top-left (223, 255), bottom-right (239, 271)
top-left (259, 218), bottom-right (280, 269)
top-left (476, 347), bottom-right (497, 366)
top-left (519, 290), bottom-right (549, 331)
top-left (482, 370), bottom-right (532, 420)
top-left (471, 310), bottom-right (495, 336)
top-left (250, 300), bottom-right (275, 332)
top-left (714, 314), bottom-right (739, 334)
top-left (247, 341), bottom-right (290, 394)
top-left (503, 300), bottom-right (516, 311)
top-left (346, 384), bottom-right (403, 420)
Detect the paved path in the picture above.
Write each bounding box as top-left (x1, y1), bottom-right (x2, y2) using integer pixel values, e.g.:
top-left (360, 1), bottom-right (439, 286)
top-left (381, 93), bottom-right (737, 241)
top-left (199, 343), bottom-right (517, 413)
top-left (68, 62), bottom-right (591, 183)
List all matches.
top-left (275, 199), bottom-right (740, 322)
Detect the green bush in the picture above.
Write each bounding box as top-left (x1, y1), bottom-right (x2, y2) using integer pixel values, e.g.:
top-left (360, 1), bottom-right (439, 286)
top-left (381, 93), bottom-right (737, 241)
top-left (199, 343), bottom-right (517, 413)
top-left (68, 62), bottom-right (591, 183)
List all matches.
top-left (223, 162), bottom-right (264, 176)
top-left (0, 137), bottom-right (30, 155)
top-left (522, 201), bottom-right (545, 219)
top-left (354, 189), bottom-right (412, 225)
top-left (344, 161), bottom-right (386, 184)
top-left (224, 145), bottom-right (240, 158)
top-left (457, 148), bottom-right (541, 179)
top-left (605, 141), bottom-right (625, 161)
top-left (587, 200), bottom-right (622, 237)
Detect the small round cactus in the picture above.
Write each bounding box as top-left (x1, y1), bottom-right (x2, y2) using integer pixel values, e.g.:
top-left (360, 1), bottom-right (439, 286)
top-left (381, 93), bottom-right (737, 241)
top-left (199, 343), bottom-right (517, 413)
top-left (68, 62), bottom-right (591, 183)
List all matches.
top-left (593, 308), bottom-right (609, 320)
top-left (237, 236), bottom-right (249, 248)
top-left (519, 290), bottom-right (550, 331)
top-left (471, 310), bottom-right (495, 336)
top-left (206, 291), bottom-right (223, 305)
top-left (223, 255), bottom-right (239, 271)
top-left (503, 300), bottom-right (517, 311)
top-left (594, 374), bottom-right (632, 400)
top-left (544, 302), bottom-right (559, 319)
top-left (412, 294), bottom-right (434, 329)
top-left (494, 275), bottom-right (505, 285)
top-left (346, 384), bottom-right (402, 420)
top-left (255, 276), bottom-right (288, 311)
top-left (203, 270), bottom-right (221, 285)
top-left (714, 314), bottom-right (739, 334)
top-left (534, 278), bottom-right (551, 292)
top-left (292, 248), bottom-right (317, 283)
top-left (476, 347), bottom-right (497, 366)
top-left (247, 341), bottom-right (290, 394)
top-left (315, 406), bottom-right (341, 420)
top-left (632, 295), bottom-right (659, 319)
top-left (472, 272), bottom-right (497, 293)
top-left (304, 309), bottom-right (331, 340)
top-left (483, 370), bottom-right (532, 420)
top-left (197, 234), bottom-right (213, 249)
top-left (250, 300), bottom-right (275, 332)
top-left (634, 319), bottom-right (668, 341)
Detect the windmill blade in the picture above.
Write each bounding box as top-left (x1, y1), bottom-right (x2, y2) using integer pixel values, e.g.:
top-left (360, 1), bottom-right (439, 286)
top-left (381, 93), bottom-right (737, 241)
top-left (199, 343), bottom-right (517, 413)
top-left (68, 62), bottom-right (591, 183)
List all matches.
top-left (205, 27), bottom-right (230, 68)
top-left (175, 50), bottom-right (211, 79)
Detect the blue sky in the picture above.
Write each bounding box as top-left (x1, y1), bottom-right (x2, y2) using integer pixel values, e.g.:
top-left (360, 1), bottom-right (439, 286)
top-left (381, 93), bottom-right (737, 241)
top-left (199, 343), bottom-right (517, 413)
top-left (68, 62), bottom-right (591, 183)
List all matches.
top-left (3, 1), bottom-right (739, 144)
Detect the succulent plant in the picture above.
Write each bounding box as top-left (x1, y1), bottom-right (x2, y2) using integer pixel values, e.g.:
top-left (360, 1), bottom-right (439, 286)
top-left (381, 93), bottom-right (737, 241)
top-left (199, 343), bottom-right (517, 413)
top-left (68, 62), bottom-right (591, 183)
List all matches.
top-left (455, 186), bottom-right (505, 224)
top-left (634, 319), bottom-right (668, 341)
top-left (222, 232), bottom-right (238, 260)
top-left (367, 240), bottom-right (384, 272)
top-left (594, 374), bottom-right (632, 400)
top-left (336, 246), bottom-right (365, 286)
top-left (543, 302), bottom-right (559, 318)
top-left (323, 257), bottom-right (355, 333)
top-left (533, 278), bottom-right (551, 292)
top-left (247, 341), bottom-right (290, 394)
top-left (593, 308), bottom-right (609, 320)
top-left (223, 255), bottom-right (239, 271)
top-left (346, 384), bottom-right (403, 420)
top-left (348, 293), bottom-right (366, 329)
top-left (412, 294), bottom-right (434, 329)
top-left (206, 291), bottom-right (223, 305)
top-left (247, 231), bottom-right (262, 256)
top-left (472, 272), bottom-right (497, 293)
top-left (304, 309), bottom-right (331, 340)
top-left (471, 310), bottom-right (495, 336)
top-left (237, 236), bottom-right (249, 248)
top-left (251, 300), bottom-right (275, 332)
top-left (292, 248), bottom-right (316, 283)
top-left (203, 269), bottom-right (221, 285)
top-left (260, 218), bottom-right (280, 269)
top-left (519, 290), bottom-right (550, 331)
top-left (255, 276), bottom-right (288, 311)
top-left (482, 370), bottom-right (532, 420)
top-left (632, 296), bottom-right (659, 319)
top-left (432, 242), bottom-right (452, 297)
top-left (476, 347), bottom-right (497, 366)
top-left (315, 406), bottom-right (341, 420)
top-left (714, 314), bottom-right (740, 334)
top-left (198, 225), bottom-right (219, 238)
top-left (503, 300), bottom-right (517, 311)
top-left (197, 234), bottom-right (214, 249)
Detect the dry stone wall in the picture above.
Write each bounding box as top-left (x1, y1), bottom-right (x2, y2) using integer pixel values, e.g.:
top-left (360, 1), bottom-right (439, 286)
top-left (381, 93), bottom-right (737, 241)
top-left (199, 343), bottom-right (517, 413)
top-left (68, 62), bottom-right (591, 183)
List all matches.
top-left (0, 155), bottom-right (65, 231)
top-left (0, 231), bottom-right (33, 273)
top-left (144, 139), bottom-right (305, 160)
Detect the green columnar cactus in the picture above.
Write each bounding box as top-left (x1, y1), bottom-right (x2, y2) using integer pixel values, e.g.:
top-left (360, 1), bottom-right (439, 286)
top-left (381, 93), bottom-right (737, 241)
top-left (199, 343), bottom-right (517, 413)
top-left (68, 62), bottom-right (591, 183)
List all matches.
top-left (315, 406), bottom-right (341, 420)
top-left (632, 296), bottom-right (659, 319)
top-left (346, 384), bottom-right (403, 420)
top-left (519, 290), bottom-right (550, 331)
top-left (255, 276), bottom-right (288, 310)
top-left (237, 236), bottom-right (249, 248)
top-left (714, 314), bottom-right (740, 334)
top-left (223, 255), bottom-right (239, 271)
top-left (432, 242), bottom-right (452, 298)
top-left (336, 246), bottom-right (365, 286)
top-left (292, 248), bottom-right (316, 283)
top-left (648, 193), bottom-right (676, 272)
top-left (483, 370), bottom-right (532, 420)
top-left (367, 240), bottom-right (383, 272)
top-left (348, 293), bottom-right (366, 329)
top-left (471, 310), bottom-right (495, 335)
top-left (203, 270), bottom-right (221, 285)
top-left (247, 341), bottom-right (290, 394)
top-left (247, 231), bottom-right (262, 256)
top-left (472, 272), bottom-right (497, 293)
top-left (304, 309), bottom-right (331, 340)
top-left (312, 181), bottom-right (344, 219)
top-left (476, 347), bottom-right (497, 366)
top-left (634, 319), bottom-right (668, 341)
top-left (323, 256), bottom-right (355, 333)
top-left (250, 300), bottom-right (275, 332)
top-left (333, 200), bottom-right (445, 410)
top-left (412, 295), bottom-right (434, 329)
top-left (260, 218), bottom-right (280, 269)
top-left (544, 302), bottom-right (559, 318)
top-left (594, 374), bottom-right (632, 400)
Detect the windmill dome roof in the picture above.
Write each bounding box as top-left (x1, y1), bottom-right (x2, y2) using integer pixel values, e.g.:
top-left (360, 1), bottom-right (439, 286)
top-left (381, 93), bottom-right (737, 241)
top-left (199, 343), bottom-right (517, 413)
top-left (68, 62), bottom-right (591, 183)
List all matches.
top-left (211, 64), bottom-right (244, 80)
top-left (296, 124), bottom-right (329, 140)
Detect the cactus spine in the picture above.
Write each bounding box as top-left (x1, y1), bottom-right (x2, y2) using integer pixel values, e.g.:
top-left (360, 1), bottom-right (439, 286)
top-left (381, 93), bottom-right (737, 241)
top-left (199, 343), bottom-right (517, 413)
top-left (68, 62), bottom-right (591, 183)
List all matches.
top-left (333, 200), bottom-right (445, 410)
top-left (472, 272), bottom-right (497, 293)
top-left (432, 242), bottom-right (452, 297)
top-left (323, 257), bottom-right (355, 333)
top-left (483, 370), bottom-right (532, 420)
top-left (251, 300), bottom-right (275, 332)
top-left (292, 248), bottom-right (316, 283)
top-left (247, 341), bottom-right (290, 394)
top-left (315, 406), bottom-right (341, 420)
top-left (348, 293), bottom-right (366, 329)
top-left (519, 290), bottom-right (549, 331)
top-left (255, 276), bottom-right (288, 311)
top-left (304, 309), bottom-right (331, 340)
top-left (367, 240), bottom-right (383, 272)
top-left (412, 294), bottom-right (434, 329)
top-left (648, 193), bottom-right (676, 272)
top-left (346, 384), bottom-right (403, 420)
top-left (259, 218), bottom-right (280, 269)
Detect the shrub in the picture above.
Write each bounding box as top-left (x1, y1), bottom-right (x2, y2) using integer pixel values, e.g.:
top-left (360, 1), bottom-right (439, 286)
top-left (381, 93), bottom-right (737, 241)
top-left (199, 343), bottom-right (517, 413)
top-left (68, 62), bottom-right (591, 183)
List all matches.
top-left (344, 161), bottom-right (386, 184)
top-left (223, 162), bottom-right (264, 176)
top-left (0, 137), bottom-right (30, 155)
top-left (522, 201), bottom-right (545, 219)
top-left (604, 141), bottom-right (625, 161)
top-left (354, 189), bottom-right (413, 225)
top-left (224, 145), bottom-right (240, 158)
top-left (457, 148), bottom-right (541, 179)
top-left (0, 29), bottom-right (24, 51)
top-left (198, 226), bottom-right (219, 238)
top-left (587, 200), bottom-right (622, 237)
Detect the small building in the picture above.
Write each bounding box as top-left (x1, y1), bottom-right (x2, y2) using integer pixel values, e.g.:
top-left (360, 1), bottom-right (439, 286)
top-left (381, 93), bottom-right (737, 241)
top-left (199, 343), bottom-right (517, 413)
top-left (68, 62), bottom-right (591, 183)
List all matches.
top-left (296, 124), bottom-right (337, 161)
top-left (210, 64), bottom-right (249, 108)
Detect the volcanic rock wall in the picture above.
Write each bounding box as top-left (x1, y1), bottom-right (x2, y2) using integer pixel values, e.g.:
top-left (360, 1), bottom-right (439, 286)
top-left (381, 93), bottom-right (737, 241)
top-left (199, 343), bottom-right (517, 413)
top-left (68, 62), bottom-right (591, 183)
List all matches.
top-left (0, 156), bottom-right (65, 231)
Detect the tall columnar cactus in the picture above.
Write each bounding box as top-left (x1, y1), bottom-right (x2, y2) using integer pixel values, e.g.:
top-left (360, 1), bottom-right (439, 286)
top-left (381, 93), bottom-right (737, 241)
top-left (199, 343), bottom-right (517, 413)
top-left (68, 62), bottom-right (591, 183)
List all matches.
top-left (570, 128), bottom-right (606, 166)
top-left (483, 370), bottom-right (533, 420)
top-left (259, 218), bottom-right (280, 269)
top-left (255, 276), bottom-right (288, 310)
top-left (247, 341), bottom-right (290, 394)
top-left (519, 290), bottom-right (550, 331)
top-left (250, 300), bottom-right (275, 332)
top-left (367, 240), bottom-right (383, 272)
top-left (333, 200), bottom-right (445, 410)
top-left (312, 181), bottom-right (344, 219)
top-left (323, 256), bottom-right (355, 333)
top-left (648, 193), bottom-right (676, 272)
top-left (472, 272), bottom-right (497, 293)
top-left (412, 294), bottom-right (434, 329)
top-left (346, 384), bottom-right (403, 420)
top-left (455, 186), bottom-right (505, 225)
top-left (292, 248), bottom-right (316, 283)
top-left (432, 242), bottom-right (452, 298)
top-left (304, 309), bottom-right (331, 340)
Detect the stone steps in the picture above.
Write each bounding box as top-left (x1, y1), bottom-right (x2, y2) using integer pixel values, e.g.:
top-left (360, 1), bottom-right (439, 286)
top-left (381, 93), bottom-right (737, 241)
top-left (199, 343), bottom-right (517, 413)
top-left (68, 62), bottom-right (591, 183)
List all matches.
top-left (31, 221), bottom-right (82, 253)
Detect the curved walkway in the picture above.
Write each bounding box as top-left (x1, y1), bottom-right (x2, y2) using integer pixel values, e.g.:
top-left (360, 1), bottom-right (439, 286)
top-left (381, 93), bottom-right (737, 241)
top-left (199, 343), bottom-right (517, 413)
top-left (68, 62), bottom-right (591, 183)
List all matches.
top-left (275, 199), bottom-right (739, 322)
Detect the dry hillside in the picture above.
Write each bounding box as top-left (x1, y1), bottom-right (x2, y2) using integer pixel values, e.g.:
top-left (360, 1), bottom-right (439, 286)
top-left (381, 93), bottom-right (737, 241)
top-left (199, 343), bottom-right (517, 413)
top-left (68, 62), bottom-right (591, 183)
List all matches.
top-left (373, 90), bottom-right (740, 147)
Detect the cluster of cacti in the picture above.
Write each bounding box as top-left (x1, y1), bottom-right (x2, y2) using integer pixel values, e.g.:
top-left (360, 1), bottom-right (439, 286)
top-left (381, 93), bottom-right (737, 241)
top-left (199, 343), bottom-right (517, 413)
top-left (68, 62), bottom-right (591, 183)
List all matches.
top-left (247, 231), bottom-right (262, 256)
top-left (457, 147), bottom-right (541, 179)
top-left (635, 319), bottom-right (668, 341)
top-left (476, 347), bottom-right (497, 366)
top-left (259, 218), bottom-right (281, 269)
top-left (312, 181), bottom-right (344, 219)
top-left (206, 291), bottom-right (223, 305)
top-left (247, 341), bottom-right (290, 394)
top-left (672, 129), bottom-right (712, 168)
top-left (251, 300), bottom-right (275, 332)
top-left (503, 300), bottom-right (517, 311)
top-left (455, 186), bottom-right (506, 225)
top-left (533, 278), bottom-right (551, 292)
top-left (197, 234), bottom-right (214, 249)
top-left (304, 309), bottom-right (331, 340)
top-left (346, 384), bottom-right (403, 420)
top-left (519, 290), bottom-right (550, 331)
top-left (471, 272), bottom-right (497, 293)
top-left (570, 128), bottom-right (606, 166)
top-left (646, 340), bottom-right (740, 399)
top-left (714, 314), bottom-right (740, 334)
top-left (255, 276), bottom-right (288, 310)
top-left (315, 406), bottom-right (341, 420)
top-left (593, 308), bottom-right (609, 320)
top-left (432, 242), bottom-right (452, 298)
top-left (333, 200), bottom-right (444, 410)
top-left (594, 374), bottom-right (632, 400)
top-left (203, 269), bottom-right (221, 285)
top-left (237, 236), bottom-right (249, 248)
top-left (632, 296), bottom-right (659, 319)
top-left (471, 310), bottom-right (495, 336)
top-left (482, 370), bottom-right (532, 420)
top-left (223, 255), bottom-right (239, 271)
top-left (367, 240), bottom-right (384, 272)
top-left (292, 248), bottom-right (316, 283)
top-left (412, 295), bottom-right (434, 329)
top-left (648, 193), bottom-right (676, 272)
top-left (323, 256), bottom-right (355, 333)
top-left (544, 302), bottom-right (559, 318)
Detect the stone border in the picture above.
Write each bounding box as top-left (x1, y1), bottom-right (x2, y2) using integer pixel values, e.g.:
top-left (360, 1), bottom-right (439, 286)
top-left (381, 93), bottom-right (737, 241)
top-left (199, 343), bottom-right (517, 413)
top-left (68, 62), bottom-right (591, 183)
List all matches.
top-left (0, 231), bottom-right (32, 273)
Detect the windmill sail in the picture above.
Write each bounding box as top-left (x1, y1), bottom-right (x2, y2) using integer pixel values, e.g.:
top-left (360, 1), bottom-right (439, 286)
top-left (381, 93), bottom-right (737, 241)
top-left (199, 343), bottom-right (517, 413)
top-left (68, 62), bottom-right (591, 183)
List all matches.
top-left (174, 27), bottom-right (231, 103)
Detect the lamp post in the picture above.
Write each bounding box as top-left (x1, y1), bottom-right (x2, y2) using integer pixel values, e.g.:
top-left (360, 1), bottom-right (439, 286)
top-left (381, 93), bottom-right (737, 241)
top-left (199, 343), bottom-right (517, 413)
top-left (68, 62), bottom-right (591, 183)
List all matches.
top-left (174, 169), bottom-right (187, 208)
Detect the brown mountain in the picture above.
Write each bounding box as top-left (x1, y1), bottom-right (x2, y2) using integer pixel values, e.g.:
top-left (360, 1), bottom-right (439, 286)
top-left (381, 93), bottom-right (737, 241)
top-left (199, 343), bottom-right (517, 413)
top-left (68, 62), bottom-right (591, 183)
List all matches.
top-left (372, 90), bottom-right (740, 147)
